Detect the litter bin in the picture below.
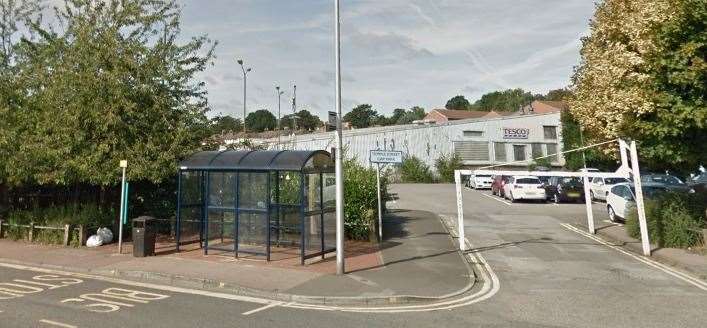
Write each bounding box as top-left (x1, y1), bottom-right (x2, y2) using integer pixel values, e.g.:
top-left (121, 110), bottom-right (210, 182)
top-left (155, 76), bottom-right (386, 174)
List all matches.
top-left (132, 216), bottom-right (156, 257)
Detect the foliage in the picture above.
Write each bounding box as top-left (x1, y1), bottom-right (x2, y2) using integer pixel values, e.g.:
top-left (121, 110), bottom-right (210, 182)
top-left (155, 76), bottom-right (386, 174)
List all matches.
top-left (570, 0), bottom-right (705, 172)
top-left (435, 153), bottom-right (463, 183)
top-left (281, 109), bottom-right (321, 131)
top-left (3, 204), bottom-right (114, 245)
top-left (470, 88), bottom-right (534, 112)
top-left (400, 156), bottom-right (434, 183)
top-left (343, 104), bottom-right (378, 129)
top-left (245, 109), bottom-right (276, 132)
top-left (445, 95), bottom-right (471, 110)
top-left (541, 88), bottom-right (573, 101)
top-left (210, 115), bottom-right (242, 135)
top-left (343, 156), bottom-right (387, 241)
top-left (528, 157), bottom-right (552, 171)
top-left (396, 106), bottom-right (426, 124)
top-left (560, 109), bottom-right (615, 171)
top-left (626, 192), bottom-right (706, 248)
top-left (1, 0), bottom-right (216, 186)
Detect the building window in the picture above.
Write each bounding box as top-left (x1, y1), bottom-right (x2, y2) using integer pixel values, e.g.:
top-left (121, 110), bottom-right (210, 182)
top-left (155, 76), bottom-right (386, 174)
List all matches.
top-left (453, 141), bottom-right (490, 161)
top-left (531, 143), bottom-right (543, 159)
top-left (543, 126), bottom-right (558, 139)
top-left (494, 142), bottom-right (506, 162)
top-left (546, 143), bottom-right (558, 162)
top-left (463, 130), bottom-right (483, 137)
top-left (513, 145), bottom-right (526, 161)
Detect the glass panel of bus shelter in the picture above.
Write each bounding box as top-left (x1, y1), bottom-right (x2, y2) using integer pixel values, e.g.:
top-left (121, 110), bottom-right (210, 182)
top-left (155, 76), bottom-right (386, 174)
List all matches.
top-left (238, 212), bottom-right (267, 256)
top-left (323, 210), bottom-right (336, 252)
top-left (206, 210), bottom-right (235, 252)
top-left (305, 173), bottom-right (321, 212)
top-left (208, 172), bottom-right (236, 208)
top-left (322, 173), bottom-right (336, 209)
top-left (276, 172), bottom-right (301, 205)
top-left (239, 172), bottom-right (268, 210)
top-left (304, 214), bottom-right (323, 256)
top-left (179, 172), bottom-right (203, 244)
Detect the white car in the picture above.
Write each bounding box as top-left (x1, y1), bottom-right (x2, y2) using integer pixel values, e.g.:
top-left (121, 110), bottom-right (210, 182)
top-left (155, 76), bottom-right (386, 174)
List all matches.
top-left (606, 183), bottom-right (668, 222)
top-left (589, 177), bottom-right (629, 201)
top-left (503, 176), bottom-right (546, 202)
top-left (469, 174), bottom-right (492, 189)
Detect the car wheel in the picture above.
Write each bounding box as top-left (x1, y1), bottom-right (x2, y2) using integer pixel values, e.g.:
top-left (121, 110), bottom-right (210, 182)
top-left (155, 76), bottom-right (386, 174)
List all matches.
top-left (589, 190), bottom-right (595, 201)
top-left (553, 193), bottom-right (560, 204)
top-left (509, 192), bottom-right (516, 203)
top-left (608, 206), bottom-right (617, 223)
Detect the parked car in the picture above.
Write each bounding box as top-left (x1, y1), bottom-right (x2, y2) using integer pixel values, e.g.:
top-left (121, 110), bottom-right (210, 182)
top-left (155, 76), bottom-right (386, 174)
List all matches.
top-left (544, 176), bottom-right (585, 203)
top-left (589, 177), bottom-right (629, 201)
top-left (491, 175), bottom-right (510, 197)
top-left (605, 182), bottom-right (669, 222)
top-left (503, 176), bottom-right (546, 203)
top-left (688, 172), bottom-right (707, 194)
top-left (640, 174), bottom-right (695, 193)
top-left (468, 174), bottom-right (493, 189)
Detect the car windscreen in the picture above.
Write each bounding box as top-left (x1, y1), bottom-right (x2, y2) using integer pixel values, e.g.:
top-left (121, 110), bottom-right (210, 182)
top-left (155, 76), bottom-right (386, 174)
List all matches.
top-left (630, 186), bottom-right (667, 198)
top-left (604, 178), bottom-right (627, 184)
top-left (643, 175), bottom-right (684, 185)
top-left (516, 178), bottom-right (541, 184)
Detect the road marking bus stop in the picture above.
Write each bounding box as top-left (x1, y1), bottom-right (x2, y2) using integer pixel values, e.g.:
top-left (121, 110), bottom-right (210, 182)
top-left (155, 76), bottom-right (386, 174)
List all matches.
top-left (242, 302), bottom-right (286, 315)
top-left (38, 319), bottom-right (77, 328)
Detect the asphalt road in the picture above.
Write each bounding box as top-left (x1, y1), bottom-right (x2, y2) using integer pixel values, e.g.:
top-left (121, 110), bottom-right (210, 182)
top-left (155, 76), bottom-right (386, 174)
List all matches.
top-left (2, 183), bottom-right (706, 328)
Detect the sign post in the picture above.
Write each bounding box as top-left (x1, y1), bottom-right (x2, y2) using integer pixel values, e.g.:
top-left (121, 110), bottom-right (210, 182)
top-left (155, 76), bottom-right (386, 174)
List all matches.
top-left (118, 160), bottom-right (128, 254)
top-left (369, 150), bottom-right (403, 241)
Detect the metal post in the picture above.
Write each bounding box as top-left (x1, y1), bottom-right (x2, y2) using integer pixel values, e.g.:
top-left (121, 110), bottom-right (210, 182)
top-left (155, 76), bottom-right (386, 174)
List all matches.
top-left (292, 85), bottom-right (297, 132)
top-left (277, 86), bottom-right (283, 149)
top-left (243, 70), bottom-right (247, 133)
top-left (204, 172), bottom-right (210, 255)
top-left (300, 173), bottom-right (306, 265)
top-left (630, 141), bottom-right (651, 256)
top-left (334, 0), bottom-right (345, 275)
top-left (118, 162), bottom-right (127, 254)
top-left (454, 170), bottom-right (466, 251)
top-left (266, 172), bottom-right (271, 261)
top-left (583, 173), bottom-right (595, 234)
top-left (176, 171), bottom-right (182, 252)
top-left (320, 172), bottom-right (325, 259)
top-left (376, 163), bottom-right (383, 242)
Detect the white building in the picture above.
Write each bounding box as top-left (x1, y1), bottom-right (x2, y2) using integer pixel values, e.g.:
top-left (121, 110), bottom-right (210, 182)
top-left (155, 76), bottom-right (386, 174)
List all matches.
top-left (264, 110), bottom-right (564, 170)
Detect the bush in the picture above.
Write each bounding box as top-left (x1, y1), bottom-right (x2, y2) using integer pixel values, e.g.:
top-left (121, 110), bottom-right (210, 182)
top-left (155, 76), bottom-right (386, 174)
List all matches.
top-left (3, 204), bottom-right (114, 245)
top-left (435, 153), bottom-right (463, 183)
top-left (343, 157), bottom-right (388, 241)
top-left (626, 192), bottom-right (706, 248)
top-left (400, 156), bottom-right (434, 183)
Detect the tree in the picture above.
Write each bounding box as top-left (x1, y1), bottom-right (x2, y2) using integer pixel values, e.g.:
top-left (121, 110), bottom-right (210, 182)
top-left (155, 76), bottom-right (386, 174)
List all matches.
top-left (281, 109), bottom-right (322, 131)
top-left (3, 0), bottom-right (216, 186)
top-left (344, 104), bottom-right (378, 128)
top-left (543, 88), bottom-right (573, 101)
top-left (397, 106), bottom-right (426, 124)
top-left (470, 88), bottom-right (534, 112)
top-left (245, 109), bottom-right (276, 132)
top-left (210, 115), bottom-right (242, 135)
top-left (570, 0), bottom-right (704, 171)
top-left (445, 95), bottom-right (470, 110)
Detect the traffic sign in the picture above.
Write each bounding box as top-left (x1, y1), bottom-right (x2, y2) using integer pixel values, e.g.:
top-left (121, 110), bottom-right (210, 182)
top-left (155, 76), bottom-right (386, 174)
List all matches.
top-left (369, 150), bottom-right (403, 164)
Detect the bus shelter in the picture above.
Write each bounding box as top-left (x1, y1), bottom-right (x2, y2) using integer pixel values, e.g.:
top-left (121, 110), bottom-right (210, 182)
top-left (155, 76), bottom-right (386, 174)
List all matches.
top-left (176, 150), bottom-right (336, 264)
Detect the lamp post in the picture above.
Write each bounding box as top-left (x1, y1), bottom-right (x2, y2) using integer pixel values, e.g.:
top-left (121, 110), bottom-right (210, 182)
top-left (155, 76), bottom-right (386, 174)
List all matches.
top-left (237, 59), bottom-right (252, 134)
top-left (334, 0), bottom-right (345, 275)
top-left (276, 86), bottom-right (284, 149)
top-left (291, 84), bottom-right (297, 132)
top-left (118, 160), bottom-right (127, 254)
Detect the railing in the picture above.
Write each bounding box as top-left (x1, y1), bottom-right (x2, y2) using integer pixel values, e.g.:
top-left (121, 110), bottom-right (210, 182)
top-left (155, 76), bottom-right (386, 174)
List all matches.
top-left (0, 219), bottom-right (88, 246)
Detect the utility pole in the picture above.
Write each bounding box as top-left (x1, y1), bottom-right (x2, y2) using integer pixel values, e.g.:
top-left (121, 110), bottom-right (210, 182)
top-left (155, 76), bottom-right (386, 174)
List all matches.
top-left (276, 86), bottom-right (284, 149)
top-left (334, 0), bottom-right (345, 275)
top-left (291, 84), bottom-right (297, 133)
top-left (237, 59), bottom-right (252, 134)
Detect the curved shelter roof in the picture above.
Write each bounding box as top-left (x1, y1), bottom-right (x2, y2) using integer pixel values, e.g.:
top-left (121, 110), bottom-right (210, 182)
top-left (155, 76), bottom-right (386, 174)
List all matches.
top-left (179, 150), bottom-right (333, 172)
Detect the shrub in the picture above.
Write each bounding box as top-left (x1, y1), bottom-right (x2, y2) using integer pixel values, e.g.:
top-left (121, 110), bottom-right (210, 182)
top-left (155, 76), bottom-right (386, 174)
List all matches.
top-left (343, 157), bottom-right (388, 240)
top-left (3, 204), bottom-right (114, 245)
top-left (435, 153), bottom-right (463, 183)
top-left (400, 156), bottom-right (434, 183)
top-left (626, 192), bottom-right (705, 248)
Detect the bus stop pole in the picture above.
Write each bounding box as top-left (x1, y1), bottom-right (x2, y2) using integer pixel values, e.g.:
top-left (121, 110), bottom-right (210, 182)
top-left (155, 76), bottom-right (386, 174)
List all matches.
top-left (118, 160), bottom-right (127, 254)
top-left (376, 163), bottom-right (382, 242)
top-left (334, 0), bottom-right (345, 275)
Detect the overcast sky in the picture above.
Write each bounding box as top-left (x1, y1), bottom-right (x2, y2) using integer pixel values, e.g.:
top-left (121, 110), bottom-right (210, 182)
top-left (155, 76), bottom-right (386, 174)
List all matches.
top-left (177, 0), bottom-right (595, 120)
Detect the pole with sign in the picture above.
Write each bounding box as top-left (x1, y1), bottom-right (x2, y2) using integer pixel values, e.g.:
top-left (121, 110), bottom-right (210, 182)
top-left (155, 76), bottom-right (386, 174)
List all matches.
top-left (369, 150), bottom-right (403, 241)
top-left (118, 160), bottom-right (127, 254)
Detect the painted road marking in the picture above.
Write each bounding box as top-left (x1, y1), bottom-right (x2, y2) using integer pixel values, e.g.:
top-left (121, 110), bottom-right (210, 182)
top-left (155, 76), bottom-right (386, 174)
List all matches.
top-left (480, 193), bottom-right (513, 206)
top-left (0, 275), bottom-right (83, 300)
top-left (602, 219), bottom-right (624, 226)
top-left (38, 319), bottom-right (77, 328)
top-left (61, 288), bottom-right (170, 313)
top-left (560, 223), bottom-right (707, 291)
top-left (242, 302), bottom-right (286, 315)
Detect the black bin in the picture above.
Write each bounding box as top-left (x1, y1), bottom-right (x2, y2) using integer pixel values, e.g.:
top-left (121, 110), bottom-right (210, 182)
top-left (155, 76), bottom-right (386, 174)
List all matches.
top-left (132, 216), bottom-right (156, 257)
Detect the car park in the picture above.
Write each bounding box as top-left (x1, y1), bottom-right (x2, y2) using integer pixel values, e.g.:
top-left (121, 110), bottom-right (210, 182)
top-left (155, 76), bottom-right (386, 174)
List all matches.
top-left (503, 176), bottom-right (546, 203)
top-left (605, 182), bottom-right (669, 222)
top-left (544, 176), bottom-right (585, 203)
top-left (469, 174), bottom-right (493, 189)
top-left (589, 177), bottom-right (629, 201)
top-left (491, 175), bottom-right (510, 197)
top-left (640, 174), bottom-right (695, 193)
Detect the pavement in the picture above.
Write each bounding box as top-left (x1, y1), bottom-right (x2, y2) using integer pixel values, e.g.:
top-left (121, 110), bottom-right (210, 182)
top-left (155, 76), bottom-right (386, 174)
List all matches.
top-left (0, 207), bottom-right (473, 305)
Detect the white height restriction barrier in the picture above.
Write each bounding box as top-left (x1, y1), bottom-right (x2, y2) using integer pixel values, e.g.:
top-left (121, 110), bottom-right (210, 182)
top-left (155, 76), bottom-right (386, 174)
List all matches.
top-left (453, 139), bottom-right (652, 256)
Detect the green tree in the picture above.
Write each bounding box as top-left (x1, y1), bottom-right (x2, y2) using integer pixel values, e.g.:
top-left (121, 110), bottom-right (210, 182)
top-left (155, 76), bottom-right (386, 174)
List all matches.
top-left (281, 109), bottom-right (322, 131)
top-left (397, 106), bottom-right (426, 124)
top-left (400, 156), bottom-right (434, 183)
top-left (4, 0), bottom-right (215, 186)
top-left (210, 115), bottom-right (242, 135)
top-left (434, 153), bottom-right (463, 183)
top-left (344, 104), bottom-right (378, 128)
top-left (471, 88), bottom-right (534, 112)
top-left (445, 95), bottom-right (470, 110)
top-left (543, 88), bottom-right (573, 101)
top-left (245, 109), bottom-right (276, 132)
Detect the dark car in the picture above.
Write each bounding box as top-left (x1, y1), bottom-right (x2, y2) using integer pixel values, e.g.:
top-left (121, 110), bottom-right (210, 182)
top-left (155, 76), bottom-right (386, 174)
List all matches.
top-left (491, 175), bottom-right (510, 197)
top-left (688, 172), bottom-right (707, 194)
top-left (544, 176), bottom-right (585, 203)
top-left (640, 174), bottom-right (695, 193)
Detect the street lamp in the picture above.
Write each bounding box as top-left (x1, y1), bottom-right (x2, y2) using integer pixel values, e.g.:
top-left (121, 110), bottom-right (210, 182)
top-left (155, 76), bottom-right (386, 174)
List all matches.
top-left (334, 0), bottom-right (345, 275)
top-left (237, 59), bottom-right (252, 134)
top-left (276, 86), bottom-right (284, 149)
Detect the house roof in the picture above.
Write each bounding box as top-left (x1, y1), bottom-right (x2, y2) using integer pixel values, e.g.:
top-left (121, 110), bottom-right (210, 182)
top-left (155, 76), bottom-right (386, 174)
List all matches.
top-left (528, 100), bottom-right (567, 114)
top-left (430, 109), bottom-right (501, 120)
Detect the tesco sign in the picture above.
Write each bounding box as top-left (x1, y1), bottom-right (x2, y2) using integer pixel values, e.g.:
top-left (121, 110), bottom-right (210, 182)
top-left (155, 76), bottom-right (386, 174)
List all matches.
top-left (503, 128), bottom-right (530, 139)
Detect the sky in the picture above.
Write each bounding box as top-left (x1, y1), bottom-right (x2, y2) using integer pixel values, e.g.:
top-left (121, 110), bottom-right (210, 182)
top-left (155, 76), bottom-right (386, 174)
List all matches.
top-left (177, 0), bottom-right (596, 120)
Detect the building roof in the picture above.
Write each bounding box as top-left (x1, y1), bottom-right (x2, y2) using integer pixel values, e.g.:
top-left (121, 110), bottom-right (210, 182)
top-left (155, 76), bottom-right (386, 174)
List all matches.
top-left (429, 109), bottom-right (501, 120)
top-left (526, 100), bottom-right (567, 114)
